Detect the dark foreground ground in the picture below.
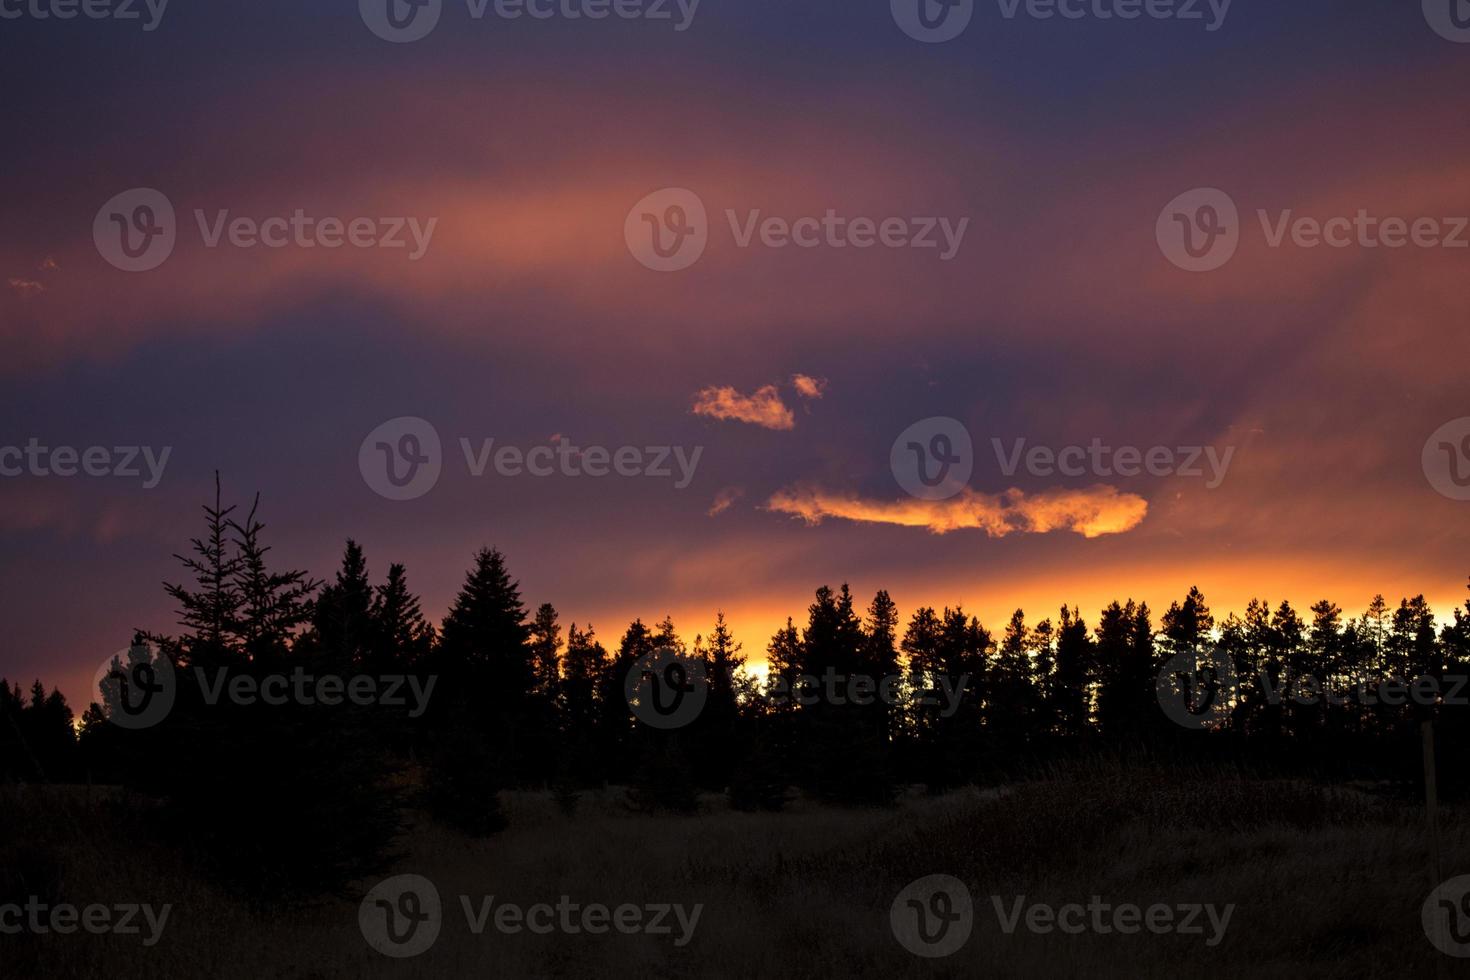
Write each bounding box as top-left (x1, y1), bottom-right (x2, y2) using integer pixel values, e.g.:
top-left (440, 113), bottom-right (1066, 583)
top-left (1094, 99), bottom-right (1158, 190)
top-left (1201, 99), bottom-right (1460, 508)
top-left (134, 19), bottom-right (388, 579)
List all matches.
top-left (3, 763), bottom-right (1464, 978)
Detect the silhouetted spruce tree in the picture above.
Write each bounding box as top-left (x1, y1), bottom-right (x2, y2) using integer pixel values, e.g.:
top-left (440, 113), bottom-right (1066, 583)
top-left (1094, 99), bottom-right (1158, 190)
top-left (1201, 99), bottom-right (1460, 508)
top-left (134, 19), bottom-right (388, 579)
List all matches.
top-left (863, 591), bottom-right (903, 742)
top-left (793, 585), bottom-right (885, 803)
top-left (1052, 605), bottom-right (1092, 742)
top-left (943, 607), bottom-right (993, 783)
top-left (423, 547), bottom-right (531, 829)
top-left (229, 496), bottom-right (320, 669)
top-left (161, 473), bottom-right (244, 669)
top-left (694, 612), bottom-right (744, 791)
top-left (990, 609), bottom-right (1039, 760)
top-left (524, 602), bottom-right (563, 787)
top-left (309, 540), bottom-right (374, 670)
top-left (753, 618), bottom-right (802, 791)
top-left (142, 482), bottom-right (398, 897)
top-left (1094, 600), bottom-right (1156, 743)
top-left (369, 562), bottom-right (436, 671)
top-left (0, 681), bottom-right (75, 782)
top-left (599, 619), bottom-right (653, 785)
top-left (559, 623), bottom-right (608, 786)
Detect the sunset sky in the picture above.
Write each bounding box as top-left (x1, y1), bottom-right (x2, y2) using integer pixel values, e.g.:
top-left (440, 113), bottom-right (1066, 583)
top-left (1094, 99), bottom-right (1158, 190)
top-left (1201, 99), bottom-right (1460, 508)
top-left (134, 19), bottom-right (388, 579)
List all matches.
top-left (3, 0), bottom-right (1469, 708)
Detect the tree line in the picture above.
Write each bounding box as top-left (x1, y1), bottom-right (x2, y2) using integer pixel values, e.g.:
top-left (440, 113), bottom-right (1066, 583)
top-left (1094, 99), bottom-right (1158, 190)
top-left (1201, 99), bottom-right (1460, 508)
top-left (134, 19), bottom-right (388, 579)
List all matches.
top-left (3, 481), bottom-right (1468, 897)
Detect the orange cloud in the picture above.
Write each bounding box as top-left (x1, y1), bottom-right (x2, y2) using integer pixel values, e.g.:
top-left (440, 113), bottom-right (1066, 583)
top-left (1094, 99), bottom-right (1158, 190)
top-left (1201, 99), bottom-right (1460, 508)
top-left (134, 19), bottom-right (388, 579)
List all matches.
top-left (707, 486), bottom-right (743, 516)
top-left (692, 384), bottom-right (795, 430)
top-left (791, 374), bottom-right (826, 399)
top-left (766, 484), bottom-right (1148, 539)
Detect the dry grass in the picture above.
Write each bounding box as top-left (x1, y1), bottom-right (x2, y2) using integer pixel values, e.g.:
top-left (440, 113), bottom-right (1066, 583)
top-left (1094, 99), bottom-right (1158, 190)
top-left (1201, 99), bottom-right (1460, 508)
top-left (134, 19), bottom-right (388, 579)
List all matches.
top-left (2, 766), bottom-right (1464, 978)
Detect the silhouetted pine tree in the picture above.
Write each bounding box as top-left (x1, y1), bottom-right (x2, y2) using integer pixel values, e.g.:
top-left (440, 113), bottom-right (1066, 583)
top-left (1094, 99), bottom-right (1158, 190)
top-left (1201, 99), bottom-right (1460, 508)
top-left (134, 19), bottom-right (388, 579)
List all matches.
top-left (524, 602), bottom-right (563, 787)
top-left (560, 623), bottom-right (608, 786)
top-left (423, 547), bottom-right (531, 829)
top-left (309, 540), bottom-right (374, 670)
top-left (369, 563), bottom-right (435, 670)
top-left (144, 482), bottom-right (397, 896)
top-left (694, 612), bottom-right (744, 791)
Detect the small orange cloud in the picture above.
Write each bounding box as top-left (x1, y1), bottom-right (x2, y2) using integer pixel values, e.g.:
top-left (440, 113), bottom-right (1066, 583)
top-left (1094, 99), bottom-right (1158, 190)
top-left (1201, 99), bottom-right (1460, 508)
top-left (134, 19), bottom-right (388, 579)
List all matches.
top-left (692, 384), bottom-right (795, 431)
top-left (792, 374), bottom-right (826, 399)
top-left (7, 278), bottom-right (44, 297)
top-left (708, 486), bottom-right (743, 516)
top-left (766, 484), bottom-right (1148, 538)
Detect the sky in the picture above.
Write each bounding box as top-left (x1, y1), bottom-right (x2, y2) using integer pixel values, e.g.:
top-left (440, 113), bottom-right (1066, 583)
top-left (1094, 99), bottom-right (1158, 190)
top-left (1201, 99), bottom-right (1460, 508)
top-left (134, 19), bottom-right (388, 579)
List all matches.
top-left (3, 0), bottom-right (1470, 708)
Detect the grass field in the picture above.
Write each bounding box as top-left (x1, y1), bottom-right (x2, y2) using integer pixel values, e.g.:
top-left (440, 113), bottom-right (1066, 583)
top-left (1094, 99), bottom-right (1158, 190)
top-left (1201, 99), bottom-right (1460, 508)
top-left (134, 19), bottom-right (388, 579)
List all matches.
top-left (2, 764), bottom-right (1464, 978)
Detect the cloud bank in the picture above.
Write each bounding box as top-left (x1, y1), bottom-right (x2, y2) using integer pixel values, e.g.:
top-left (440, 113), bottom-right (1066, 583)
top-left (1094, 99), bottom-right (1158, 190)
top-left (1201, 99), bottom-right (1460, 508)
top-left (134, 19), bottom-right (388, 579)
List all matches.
top-left (766, 484), bottom-right (1149, 538)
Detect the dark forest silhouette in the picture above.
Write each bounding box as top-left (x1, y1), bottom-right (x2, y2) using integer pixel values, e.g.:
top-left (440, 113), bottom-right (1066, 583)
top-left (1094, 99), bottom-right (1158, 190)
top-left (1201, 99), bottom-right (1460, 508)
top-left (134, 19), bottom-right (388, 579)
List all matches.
top-left (4, 481), bottom-right (1469, 898)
